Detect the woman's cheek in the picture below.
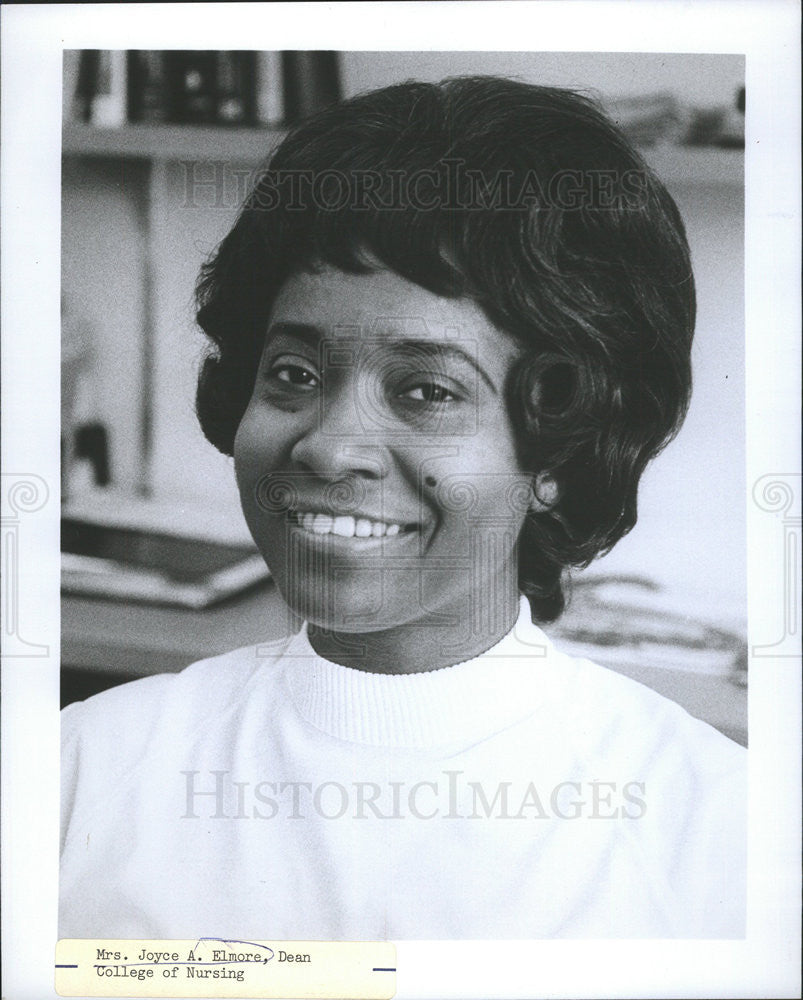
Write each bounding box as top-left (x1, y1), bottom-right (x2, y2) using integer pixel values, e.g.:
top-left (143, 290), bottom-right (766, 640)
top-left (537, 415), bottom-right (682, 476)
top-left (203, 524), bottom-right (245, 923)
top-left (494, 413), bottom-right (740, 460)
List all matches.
top-left (233, 413), bottom-right (268, 508)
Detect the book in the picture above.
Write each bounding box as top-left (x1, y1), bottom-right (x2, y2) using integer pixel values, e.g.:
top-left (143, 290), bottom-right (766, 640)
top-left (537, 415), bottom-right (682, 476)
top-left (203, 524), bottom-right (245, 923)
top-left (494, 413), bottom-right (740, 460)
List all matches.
top-left (256, 50), bottom-right (284, 125)
top-left (63, 50), bottom-right (82, 124)
top-left (282, 51), bottom-right (341, 124)
top-left (127, 51), bottom-right (170, 123)
top-left (167, 51), bottom-right (218, 125)
top-left (73, 50), bottom-right (100, 123)
top-left (90, 50), bottom-right (127, 128)
top-left (215, 51), bottom-right (257, 126)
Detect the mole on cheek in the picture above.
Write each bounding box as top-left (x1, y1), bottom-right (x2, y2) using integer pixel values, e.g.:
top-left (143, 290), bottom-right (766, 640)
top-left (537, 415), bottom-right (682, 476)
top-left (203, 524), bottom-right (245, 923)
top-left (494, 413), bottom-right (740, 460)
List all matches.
top-left (424, 475), bottom-right (437, 488)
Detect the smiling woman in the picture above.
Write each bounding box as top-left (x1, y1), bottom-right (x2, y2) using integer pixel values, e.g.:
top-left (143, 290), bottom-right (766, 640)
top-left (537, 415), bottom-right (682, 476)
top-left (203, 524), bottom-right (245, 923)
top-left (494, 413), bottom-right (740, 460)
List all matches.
top-left (60, 75), bottom-right (746, 942)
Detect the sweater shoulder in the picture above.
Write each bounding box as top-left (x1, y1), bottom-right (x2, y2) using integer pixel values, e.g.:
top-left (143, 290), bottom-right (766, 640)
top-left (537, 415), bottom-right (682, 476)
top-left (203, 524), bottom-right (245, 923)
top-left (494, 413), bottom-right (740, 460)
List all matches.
top-left (62, 632), bottom-right (298, 754)
top-left (543, 644), bottom-right (745, 780)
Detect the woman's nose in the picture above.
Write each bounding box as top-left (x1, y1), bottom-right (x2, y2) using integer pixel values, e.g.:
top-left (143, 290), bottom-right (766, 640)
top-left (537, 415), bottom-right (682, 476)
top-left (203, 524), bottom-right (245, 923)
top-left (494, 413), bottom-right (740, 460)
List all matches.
top-left (289, 383), bottom-right (390, 481)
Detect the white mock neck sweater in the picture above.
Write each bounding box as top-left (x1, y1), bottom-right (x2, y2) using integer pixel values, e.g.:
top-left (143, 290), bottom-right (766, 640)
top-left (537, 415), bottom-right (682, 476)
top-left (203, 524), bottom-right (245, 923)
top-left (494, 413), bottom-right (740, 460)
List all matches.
top-left (60, 597), bottom-right (746, 939)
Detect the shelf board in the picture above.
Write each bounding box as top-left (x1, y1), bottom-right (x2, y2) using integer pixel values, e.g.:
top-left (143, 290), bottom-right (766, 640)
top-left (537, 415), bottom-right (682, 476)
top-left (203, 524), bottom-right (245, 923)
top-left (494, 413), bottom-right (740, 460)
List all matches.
top-left (63, 124), bottom-right (744, 185)
top-left (63, 123), bottom-right (287, 162)
top-left (642, 144), bottom-right (744, 187)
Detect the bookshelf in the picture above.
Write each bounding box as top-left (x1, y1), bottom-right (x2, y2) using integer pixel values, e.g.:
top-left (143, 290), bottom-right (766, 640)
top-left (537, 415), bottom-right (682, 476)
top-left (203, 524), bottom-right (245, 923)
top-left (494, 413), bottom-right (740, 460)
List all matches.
top-left (61, 125), bottom-right (291, 502)
top-left (63, 123), bottom-right (743, 184)
top-left (643, 145), bottom-right (743, 187)
top-left (62, 123), bottom-right (286, 162)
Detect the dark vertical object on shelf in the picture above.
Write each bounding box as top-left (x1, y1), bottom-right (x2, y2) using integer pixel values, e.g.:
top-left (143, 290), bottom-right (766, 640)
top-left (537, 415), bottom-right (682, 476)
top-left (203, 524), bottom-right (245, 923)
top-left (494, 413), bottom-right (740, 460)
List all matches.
top-left (255, 51), bottom-right (284, 126)
top-left (282, 51), bottom-right (342, 124)
top-left (74, 50), bottom-right (100, 123)
top-left (215, 52), bottom-right (257, 126)
top-left (127, 51), bottom-right (170, 123)
top-left (74, 423), bottom-right (111, 486)
top-left (63, 50), bottom-right (82, 124)
top-left (166, 51), bottom-right (219, 124)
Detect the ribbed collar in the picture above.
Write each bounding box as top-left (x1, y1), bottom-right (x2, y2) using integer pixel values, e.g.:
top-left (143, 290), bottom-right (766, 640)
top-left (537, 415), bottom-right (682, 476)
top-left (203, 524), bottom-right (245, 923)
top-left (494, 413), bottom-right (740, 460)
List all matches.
top-left (283, 597), bottom-right (564, 749)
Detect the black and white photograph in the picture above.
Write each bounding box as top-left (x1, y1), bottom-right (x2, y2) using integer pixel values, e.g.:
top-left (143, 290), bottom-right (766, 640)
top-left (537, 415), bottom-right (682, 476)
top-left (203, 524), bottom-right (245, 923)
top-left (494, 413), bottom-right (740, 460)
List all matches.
top-left (59, 47), bottom-right (751, 941)
top-left (1, 4), bottom-right (800, 999)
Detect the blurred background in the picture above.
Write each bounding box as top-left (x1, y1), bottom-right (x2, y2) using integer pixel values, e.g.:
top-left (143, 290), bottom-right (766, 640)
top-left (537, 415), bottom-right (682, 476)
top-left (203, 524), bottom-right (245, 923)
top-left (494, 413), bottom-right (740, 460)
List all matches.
top-left (61, 51), bottom-right (747, 743)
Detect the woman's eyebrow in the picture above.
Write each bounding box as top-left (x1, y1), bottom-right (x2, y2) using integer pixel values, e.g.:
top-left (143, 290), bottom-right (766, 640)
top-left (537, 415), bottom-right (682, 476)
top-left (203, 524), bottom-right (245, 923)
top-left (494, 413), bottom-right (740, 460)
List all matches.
top-left (265, 321), bottom-right (324, 346)
top-left (396, 340), bottom-right (498, 394)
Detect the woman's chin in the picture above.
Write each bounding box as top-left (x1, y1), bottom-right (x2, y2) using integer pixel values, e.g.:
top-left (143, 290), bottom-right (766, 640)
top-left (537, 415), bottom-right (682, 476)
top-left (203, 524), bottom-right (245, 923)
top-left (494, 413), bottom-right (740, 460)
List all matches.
top-left (279, 577), bottom-right (398, 636)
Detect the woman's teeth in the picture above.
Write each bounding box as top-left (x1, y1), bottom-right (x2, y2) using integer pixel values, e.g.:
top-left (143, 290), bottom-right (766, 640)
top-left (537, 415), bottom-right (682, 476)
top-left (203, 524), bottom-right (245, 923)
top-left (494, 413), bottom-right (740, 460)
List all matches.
top-left (294, 513), bottom-right (402, 538)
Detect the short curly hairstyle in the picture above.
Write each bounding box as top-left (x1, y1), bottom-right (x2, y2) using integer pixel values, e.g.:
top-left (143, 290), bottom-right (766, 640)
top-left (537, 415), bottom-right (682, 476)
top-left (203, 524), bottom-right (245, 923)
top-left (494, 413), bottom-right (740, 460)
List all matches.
top-left (196, 76), bottom-right (695, 622)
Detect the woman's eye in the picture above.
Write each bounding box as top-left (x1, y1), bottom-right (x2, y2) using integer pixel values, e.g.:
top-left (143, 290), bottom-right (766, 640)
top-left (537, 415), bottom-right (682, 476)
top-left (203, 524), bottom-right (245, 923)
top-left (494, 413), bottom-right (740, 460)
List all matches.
top-left (269, 363), bottom-right (320, 388)
top-left (400, 383), bottom-right (457, 404)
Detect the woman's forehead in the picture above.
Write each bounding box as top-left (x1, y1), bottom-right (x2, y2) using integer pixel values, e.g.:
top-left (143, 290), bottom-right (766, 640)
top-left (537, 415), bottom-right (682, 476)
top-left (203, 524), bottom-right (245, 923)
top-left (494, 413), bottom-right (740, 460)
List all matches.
top-left (269, 266), bottom-right (519, 352)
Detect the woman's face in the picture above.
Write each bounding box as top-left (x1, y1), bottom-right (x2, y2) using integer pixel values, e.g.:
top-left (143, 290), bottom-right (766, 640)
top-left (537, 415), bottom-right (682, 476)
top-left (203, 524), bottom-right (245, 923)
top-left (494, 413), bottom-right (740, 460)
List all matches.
top-left (234, 266), bottom-right (533, 636)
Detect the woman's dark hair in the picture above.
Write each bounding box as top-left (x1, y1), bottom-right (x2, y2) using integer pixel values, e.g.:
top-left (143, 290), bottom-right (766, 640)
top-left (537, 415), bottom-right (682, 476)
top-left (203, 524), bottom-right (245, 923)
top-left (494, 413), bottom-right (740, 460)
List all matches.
top-left (196, 76), bottom-right (695, 622)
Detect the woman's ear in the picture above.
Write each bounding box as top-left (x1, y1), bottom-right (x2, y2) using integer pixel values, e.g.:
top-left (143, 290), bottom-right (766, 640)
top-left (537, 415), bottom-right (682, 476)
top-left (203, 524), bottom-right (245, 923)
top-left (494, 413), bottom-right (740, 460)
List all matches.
top-left (530, 472), bottom-right (560, 512)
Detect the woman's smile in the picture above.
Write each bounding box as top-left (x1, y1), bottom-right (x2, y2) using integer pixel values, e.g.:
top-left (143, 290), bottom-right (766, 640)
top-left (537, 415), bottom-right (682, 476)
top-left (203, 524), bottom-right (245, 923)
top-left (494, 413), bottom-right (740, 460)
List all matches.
top-left (289, 510), bottom-right (411, 539)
